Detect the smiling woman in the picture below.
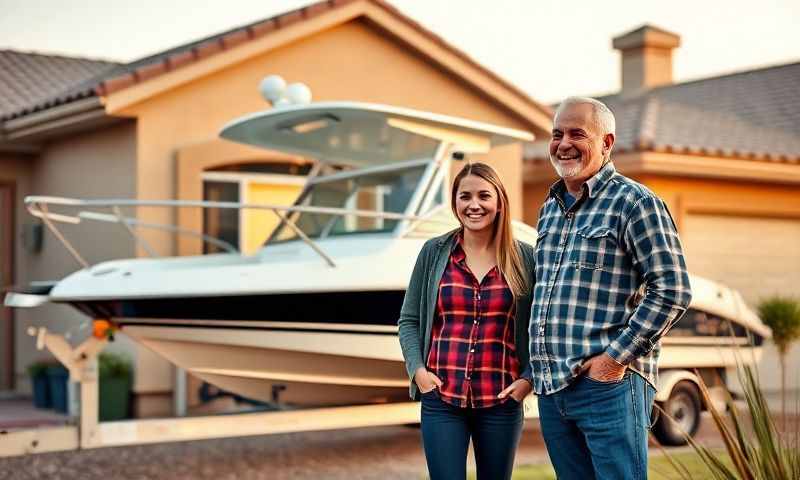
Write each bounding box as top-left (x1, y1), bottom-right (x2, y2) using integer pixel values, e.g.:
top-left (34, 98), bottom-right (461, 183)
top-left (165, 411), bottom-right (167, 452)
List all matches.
top-left (398, 161), bottom-right (535, 480)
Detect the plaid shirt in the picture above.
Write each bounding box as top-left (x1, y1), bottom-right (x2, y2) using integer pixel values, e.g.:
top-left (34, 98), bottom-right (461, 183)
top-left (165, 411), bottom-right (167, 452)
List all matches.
top-left (427, 235), bottom-right (520, 408)
top-left (530, 162), bottom-right (692, 395)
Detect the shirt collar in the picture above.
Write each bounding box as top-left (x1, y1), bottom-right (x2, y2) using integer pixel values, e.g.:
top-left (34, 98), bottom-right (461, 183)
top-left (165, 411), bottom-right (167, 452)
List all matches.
top-left (451, 230), bottom-right (499, 279)
top-left (548, 161), bottom-right (617, 202)
top-left (451, 229), bottom-right (467, 265)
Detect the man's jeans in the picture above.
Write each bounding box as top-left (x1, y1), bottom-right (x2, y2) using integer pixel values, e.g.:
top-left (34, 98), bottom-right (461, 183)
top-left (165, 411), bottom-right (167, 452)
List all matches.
top-left (538, 371), bottom-right (656, 480)
top-left (420, 389), bottom-right (524, 480)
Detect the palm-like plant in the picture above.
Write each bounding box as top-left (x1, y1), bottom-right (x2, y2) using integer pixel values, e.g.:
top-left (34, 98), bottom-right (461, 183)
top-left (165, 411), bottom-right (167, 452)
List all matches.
top-left (757, 297), bottom-right (800, 428)
top-left (656, 365), bottom-right (799, 479)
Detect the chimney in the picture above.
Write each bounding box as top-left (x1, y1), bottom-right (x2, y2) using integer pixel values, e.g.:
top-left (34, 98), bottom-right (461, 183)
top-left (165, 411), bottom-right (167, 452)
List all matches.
top-left (612, 25), bottom-right (680, 94)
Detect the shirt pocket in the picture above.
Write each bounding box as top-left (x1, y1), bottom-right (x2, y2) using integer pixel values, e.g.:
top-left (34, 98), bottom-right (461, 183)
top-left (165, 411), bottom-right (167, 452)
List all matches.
top-left (570, 225), bottom-right (617, 271)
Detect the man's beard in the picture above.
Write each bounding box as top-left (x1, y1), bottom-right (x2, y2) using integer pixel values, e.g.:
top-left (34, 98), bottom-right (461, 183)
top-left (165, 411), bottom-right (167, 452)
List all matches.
top-left (549, 155), bottom-right (582, 178)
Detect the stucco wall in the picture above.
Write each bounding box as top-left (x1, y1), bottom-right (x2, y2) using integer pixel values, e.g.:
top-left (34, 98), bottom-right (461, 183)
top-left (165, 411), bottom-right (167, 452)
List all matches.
top-left (12, 121), bottom-right (137, 393)
top-left (121, 19), bottom-right (532, 260)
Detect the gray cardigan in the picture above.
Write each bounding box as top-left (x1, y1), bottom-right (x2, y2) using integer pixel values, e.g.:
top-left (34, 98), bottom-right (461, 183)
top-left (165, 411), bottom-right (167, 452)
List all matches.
top-left (397, 229), bottom-right (536, 400)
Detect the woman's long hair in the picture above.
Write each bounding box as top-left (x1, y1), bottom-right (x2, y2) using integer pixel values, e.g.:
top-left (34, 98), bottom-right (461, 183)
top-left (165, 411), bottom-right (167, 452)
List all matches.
top-left (450, 162), bottom-right (529, 297)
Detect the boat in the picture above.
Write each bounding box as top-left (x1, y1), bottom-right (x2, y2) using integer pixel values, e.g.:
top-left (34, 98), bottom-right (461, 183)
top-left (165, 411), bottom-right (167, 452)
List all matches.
top-left (5, 101), bottom-right (770, 410)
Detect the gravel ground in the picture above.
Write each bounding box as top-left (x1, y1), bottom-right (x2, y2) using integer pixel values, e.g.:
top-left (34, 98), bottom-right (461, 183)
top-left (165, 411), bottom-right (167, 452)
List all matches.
top-left (0, 416), bottom-right (729, 480)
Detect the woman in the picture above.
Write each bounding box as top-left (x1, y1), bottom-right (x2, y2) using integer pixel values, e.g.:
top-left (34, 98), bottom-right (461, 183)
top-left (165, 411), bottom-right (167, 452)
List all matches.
top-left (397, 162), bottom-right (535, 480)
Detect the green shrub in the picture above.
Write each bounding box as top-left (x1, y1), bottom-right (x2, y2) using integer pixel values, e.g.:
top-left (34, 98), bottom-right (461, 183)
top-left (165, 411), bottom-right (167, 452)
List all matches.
top-left (98, 352), bottom-right (132, 379)
top-left (26, 360), bottom-right (56, 377)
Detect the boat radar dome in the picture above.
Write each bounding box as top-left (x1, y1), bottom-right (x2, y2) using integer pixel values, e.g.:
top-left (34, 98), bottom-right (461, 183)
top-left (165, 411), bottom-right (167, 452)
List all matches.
top-left (259, 75), bottom-right (286, 104)
top-left (259, 75), bottom-right (312, 107)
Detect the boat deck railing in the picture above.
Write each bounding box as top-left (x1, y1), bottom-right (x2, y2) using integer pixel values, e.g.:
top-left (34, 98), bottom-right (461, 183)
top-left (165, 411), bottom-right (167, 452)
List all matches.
top-left (24, 196), bottom-right (453, 269)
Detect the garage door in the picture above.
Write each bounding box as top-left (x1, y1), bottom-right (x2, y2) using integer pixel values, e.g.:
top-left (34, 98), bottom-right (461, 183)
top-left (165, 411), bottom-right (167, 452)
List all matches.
top-left (682, 214), bottom-right (800, 306)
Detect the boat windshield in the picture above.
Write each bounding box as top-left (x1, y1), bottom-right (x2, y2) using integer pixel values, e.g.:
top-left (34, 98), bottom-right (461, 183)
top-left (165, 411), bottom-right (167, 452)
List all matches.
top-left (668, 308), bottom-right (765, 345)
top-left (267, 161), bottom-right (432, 243)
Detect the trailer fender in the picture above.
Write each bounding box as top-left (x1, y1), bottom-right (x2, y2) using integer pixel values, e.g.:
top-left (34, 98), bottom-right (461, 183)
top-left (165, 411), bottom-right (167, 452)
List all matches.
top-left (655, 370), bottom-right (699, 402)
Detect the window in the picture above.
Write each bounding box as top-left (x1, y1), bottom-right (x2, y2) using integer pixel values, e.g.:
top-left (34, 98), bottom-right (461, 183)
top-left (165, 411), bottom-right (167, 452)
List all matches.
top-left (203, 181), bottom-right (239, 254)
top-left (668, 308), bottom-right (764, 345)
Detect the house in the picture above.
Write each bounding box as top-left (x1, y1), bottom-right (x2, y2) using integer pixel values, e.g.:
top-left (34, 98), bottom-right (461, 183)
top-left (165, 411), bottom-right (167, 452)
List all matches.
top-left (523, 25), bottom-right (800, 395)
top-left (0, 0), bottom-right (551, 415)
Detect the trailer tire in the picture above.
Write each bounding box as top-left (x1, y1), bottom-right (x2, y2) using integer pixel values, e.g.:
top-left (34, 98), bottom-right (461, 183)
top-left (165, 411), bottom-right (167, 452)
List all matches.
top-left (652, 380), bottom-right (701, 446)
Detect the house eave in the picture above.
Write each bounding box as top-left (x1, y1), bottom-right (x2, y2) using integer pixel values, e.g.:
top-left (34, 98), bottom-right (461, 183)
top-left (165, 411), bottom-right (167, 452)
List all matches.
top-left (0, 97), bottom-right (126, 148)
top-left (524, 151), bottom-right (800, 186)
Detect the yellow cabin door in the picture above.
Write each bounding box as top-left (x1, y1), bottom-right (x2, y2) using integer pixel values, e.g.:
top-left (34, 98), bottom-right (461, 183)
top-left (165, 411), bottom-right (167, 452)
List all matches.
top-left (242, 182), bottom-right (303, 255)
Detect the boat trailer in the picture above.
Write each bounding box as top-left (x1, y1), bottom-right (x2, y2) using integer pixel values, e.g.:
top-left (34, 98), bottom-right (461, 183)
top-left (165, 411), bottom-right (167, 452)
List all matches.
top-left (0, 323), bottom-right (451, 457)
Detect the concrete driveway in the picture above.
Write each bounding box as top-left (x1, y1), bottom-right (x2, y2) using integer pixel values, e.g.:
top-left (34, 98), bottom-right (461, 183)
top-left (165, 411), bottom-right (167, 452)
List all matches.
top-left (0, 415), bottom-right (731, 480)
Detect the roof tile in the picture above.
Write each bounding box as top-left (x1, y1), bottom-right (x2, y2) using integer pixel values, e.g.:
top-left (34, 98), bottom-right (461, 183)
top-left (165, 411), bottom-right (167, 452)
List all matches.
top-left (0, 50), bottom-right (118, 119)
top-left (527, 62), bottom-right (800, 163)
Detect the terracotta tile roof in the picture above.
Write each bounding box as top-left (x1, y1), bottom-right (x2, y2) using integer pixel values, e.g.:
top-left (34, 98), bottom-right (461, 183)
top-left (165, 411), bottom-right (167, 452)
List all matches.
top-left (526, 61), bottom-right (800, 163)
top-left (0, 50), bottom-right (119, 120)
top-left (2, 0), bottom-right (550, 124)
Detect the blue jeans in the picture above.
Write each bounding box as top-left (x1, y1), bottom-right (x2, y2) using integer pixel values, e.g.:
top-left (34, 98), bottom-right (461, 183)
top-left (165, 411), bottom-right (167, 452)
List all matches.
top-left (420, 390), bottom-right (524, 480)
top-left (538, 372), bottom-right (655, 480)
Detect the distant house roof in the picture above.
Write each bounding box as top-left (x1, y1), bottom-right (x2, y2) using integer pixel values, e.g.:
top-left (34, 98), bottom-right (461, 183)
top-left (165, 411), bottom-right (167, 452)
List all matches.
top-left (0, 50), bottom-right (119, 120)
top-left (1, 0), bottom-right (550, 126)
top-left (526, 61), bottom-right (800, 163)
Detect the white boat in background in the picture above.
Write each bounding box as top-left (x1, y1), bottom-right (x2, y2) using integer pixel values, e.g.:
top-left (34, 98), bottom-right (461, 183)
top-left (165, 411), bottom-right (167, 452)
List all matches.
top-left (5, 100), bottom-right (770, 441)
top-left (6, 101), bottom-right (538, 406)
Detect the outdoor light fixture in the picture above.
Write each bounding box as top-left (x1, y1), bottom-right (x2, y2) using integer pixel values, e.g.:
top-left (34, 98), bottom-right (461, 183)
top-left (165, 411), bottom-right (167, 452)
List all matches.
top-left (259, 74), bottom-right (312, 107)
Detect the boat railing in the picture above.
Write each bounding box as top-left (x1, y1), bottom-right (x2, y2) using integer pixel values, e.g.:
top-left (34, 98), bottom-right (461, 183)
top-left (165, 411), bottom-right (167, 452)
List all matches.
top-left (25, 196), bottom-right (453, 269)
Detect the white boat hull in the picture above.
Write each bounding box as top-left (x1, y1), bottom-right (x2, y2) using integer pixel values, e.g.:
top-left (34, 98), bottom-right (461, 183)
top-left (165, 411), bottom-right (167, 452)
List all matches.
top-left (123, 320), bottom-right (765, 407)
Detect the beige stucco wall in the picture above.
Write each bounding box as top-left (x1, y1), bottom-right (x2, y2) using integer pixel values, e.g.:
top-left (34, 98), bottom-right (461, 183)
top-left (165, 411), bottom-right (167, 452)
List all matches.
top-left (120, 19), bottom-right (532, 261)
top-left (12, 121), bottom-right (137, 393)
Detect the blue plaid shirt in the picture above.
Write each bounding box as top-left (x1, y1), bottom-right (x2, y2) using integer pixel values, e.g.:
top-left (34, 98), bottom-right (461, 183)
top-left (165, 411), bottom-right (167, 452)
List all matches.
top-left (530, 162), bottom-right (692, 394)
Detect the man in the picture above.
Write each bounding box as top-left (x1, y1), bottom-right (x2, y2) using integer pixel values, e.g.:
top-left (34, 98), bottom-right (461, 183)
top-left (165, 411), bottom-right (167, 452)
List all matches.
top-left (530, 97), bottom-right (692, 479)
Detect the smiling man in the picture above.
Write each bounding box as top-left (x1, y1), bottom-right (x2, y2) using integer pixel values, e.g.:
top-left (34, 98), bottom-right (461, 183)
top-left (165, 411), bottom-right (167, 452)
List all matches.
top-left (530, 97), bottom-right (692, 479)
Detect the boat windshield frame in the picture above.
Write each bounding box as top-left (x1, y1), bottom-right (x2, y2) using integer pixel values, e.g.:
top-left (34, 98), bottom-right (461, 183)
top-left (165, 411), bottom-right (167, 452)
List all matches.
top-left (265, 143), bottom-right (450, 245)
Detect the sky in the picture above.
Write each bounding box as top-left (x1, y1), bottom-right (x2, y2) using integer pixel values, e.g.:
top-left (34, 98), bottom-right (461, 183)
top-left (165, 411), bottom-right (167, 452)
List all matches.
top-left (0, 0), bottom-right (798, 103)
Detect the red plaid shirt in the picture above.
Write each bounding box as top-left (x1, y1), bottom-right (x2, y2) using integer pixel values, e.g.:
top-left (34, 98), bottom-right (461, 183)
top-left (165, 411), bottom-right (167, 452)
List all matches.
top-left (426, 234), bottom-right (520, 408)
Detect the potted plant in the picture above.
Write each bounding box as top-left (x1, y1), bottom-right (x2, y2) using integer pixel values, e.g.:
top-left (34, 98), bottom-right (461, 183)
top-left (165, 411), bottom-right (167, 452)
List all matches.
top-left (46, 363), bottom-right (70, 413)
top-left (26, 360), bottom-right (53, 409)
top-left (98, 352), bottom-right (132, 421)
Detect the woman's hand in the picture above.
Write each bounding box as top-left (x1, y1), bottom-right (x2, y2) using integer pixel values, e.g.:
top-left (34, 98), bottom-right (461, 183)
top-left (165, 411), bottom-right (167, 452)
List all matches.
top-left (497, 378), bottom-right (533, 402)
top-left (414, 367), bottom-right (443, 393)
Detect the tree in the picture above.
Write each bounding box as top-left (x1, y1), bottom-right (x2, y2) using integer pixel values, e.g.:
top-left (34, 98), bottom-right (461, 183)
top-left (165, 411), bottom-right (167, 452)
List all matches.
top-left (757, 296), bottom-right (800, 429)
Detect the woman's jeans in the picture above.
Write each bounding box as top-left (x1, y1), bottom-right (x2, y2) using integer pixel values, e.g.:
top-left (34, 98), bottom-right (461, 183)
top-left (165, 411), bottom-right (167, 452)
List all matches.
top-left (420, 389), bottom-right (524, 480)
top-left (538, 371), bottom-right (656, 480)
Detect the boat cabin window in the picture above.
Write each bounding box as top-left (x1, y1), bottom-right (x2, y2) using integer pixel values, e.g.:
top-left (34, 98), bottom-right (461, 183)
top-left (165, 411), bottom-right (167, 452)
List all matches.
top-left (268, 162), bottom-right (430, 243)
top-left (668, 308), bottom-right (764, 345)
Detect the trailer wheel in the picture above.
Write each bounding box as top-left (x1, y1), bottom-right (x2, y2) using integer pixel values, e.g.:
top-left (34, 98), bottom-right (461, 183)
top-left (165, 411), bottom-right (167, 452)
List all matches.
top-left (652, 380), bottom-right (701, 446)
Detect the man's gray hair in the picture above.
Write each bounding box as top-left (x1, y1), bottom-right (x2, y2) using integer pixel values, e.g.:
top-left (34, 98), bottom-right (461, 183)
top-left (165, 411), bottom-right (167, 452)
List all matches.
top-left (555, 96), bottom-right (616, 136)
